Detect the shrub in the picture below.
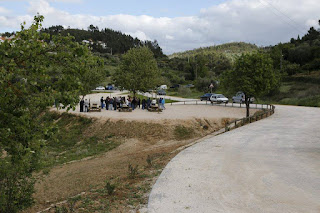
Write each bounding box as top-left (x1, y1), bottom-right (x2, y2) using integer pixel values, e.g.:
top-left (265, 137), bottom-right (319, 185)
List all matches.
top-left (128, 164), bottom-right (139, 179)
top-left (105, 180), bottom-right (116, 195)
top-left (178, 87), bottom-right (191, 97)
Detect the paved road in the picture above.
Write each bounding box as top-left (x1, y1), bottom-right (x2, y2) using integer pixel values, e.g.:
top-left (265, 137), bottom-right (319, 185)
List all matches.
top-left (148, 105), bottom-right (320, 213)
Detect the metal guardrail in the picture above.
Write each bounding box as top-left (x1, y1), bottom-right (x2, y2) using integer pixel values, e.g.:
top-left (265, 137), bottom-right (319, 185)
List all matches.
top-left (168, 100), bottom-right (275, 132)
top-left (170, 100), bottom-right (272, 110)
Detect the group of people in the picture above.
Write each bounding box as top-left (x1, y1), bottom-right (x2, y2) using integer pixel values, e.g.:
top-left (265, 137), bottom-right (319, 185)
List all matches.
top-left (79, 99), bottom-right (90, 112)
top-left (79, 96), bottom-right (166, 112)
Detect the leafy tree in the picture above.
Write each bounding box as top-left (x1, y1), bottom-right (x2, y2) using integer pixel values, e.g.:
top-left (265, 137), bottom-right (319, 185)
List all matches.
top-left (221, 52), bottom-right (280, 117)
top-left (113, 47), bottom-right (159, 97)
top-left (0, 15), bottom-right (103, 212)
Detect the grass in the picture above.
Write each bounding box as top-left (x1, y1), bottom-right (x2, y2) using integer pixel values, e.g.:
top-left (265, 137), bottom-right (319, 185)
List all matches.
top-left (44, 152), bottom-right (172, 213)
top-left (127, 93), bottom-right (179, 104)
top-left (39, 112), bottom-right (121, 169)
top-left (261, 80), bottom-right (320, 107)
top-left (166, 89), bottom-right (203, 99)
top-left (174, 125), bottom-right (195, 140)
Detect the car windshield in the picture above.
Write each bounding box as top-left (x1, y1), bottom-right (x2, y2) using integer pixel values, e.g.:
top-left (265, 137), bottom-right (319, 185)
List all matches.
top-left (217, 95), bottom-right (225, 98)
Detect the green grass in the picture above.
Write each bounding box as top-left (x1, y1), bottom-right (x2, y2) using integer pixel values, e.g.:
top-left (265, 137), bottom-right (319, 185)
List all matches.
top-left (39, 112), bottom-right (121, 169)
top-left (166, 89), bottom-right (203, 99)
top-left (261, 80), bottom-right (320, 107)
top-left (127, 93), bottom-right (179, 104)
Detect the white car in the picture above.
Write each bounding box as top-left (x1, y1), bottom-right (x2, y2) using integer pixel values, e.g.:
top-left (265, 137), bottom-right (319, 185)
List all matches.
top-left (232, 92), bottom-right (254, 103)
top-left (210, 94), bottom-right (229, 104)
top-left (95, 86), bottom-right (105, 90)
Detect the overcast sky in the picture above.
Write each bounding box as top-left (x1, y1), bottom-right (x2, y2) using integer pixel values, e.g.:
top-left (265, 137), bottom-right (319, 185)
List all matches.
top-left (0, 0), bottom-right (319, 54)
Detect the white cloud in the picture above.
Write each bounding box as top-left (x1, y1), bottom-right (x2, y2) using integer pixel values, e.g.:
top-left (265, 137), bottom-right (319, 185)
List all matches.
top-left (0, 6), bottom-right (11, 14)
top-left (0, 0), bottom-right (319, 54)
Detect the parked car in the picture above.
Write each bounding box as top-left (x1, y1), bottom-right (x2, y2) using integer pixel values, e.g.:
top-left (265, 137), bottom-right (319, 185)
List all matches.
top-left (210, 94), bottom-right (229, 104)
top-left (185, 84), bottom-right (195, 88)
top-left (170, 84), bottom-right (180, 89)
top-left (157, 89), bottom-right (166, 95)
top-left (106, 85), bottom-right (114, 90)
top-left (200, 93), bottom-right (212, 101)
top-left (232, 92), bottom-right (254, 103)
top-left (95, 86), bottom-right (105, 90)
top-left (158, 85), bottom-right (168, 90)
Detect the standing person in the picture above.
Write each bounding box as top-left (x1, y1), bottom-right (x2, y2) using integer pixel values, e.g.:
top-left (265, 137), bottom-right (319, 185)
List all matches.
top-left (147, 98), bottom-right (151, 109)
top-left (137, 98), bottom-right (141, 109)
top-left (100, 97), bottom-right (104, 109)
top-left (80, 99), bottom-right (84, 112)
top-left (84, 99), bottom-right (89, 112)
top-left (109, 97), bottom-right (113, 110)
top-left (113, 97), bottom-right (117, 110)
top-left (162, 97), bottom-right (166, 109)
top-left (132, 97), bottom-right (136, 110)
top-left (105, 97), bottom-right (109, 110)
top-left (142, 98), bottom-right (146, 110)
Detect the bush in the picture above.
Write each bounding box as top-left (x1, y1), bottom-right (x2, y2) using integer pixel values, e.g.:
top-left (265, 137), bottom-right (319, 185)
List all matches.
top-left (178, 87), bottom-right (191, 97)
top-left (105, 180), bottom-right (116, 195)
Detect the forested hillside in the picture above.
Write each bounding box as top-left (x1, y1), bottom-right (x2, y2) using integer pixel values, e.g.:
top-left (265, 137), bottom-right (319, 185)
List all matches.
top-left (41, 25), bottom-right (166, 58)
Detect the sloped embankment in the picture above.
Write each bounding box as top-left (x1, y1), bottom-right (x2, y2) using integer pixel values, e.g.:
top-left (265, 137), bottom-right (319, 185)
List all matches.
top-left (27, 112), bottom-right (233, 212)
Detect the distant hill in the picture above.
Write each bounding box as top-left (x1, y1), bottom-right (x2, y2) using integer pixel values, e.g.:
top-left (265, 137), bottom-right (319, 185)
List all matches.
top-left (41, 25), bottom-right (166, 58)
top-left (169, 42), bottom-right (259, 60)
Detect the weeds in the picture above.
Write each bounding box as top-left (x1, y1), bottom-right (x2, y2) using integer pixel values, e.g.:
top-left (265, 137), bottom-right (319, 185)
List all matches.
top-left (105, 180), bottom-right (116, 195)
top-left (174, 125), bottom-right (194, 140)
top-left (128, 164), bottom-right (139, 179)
top-left (146, 155), bottom-right (153, 167)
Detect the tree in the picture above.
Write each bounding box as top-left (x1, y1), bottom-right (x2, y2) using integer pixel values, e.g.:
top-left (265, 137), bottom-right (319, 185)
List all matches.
top-left (113, 47), bottom-right (159, 97)
top-left (0, 15), bottom-right (103, 212)
top-left (221, 52), bottom-right (280, 117)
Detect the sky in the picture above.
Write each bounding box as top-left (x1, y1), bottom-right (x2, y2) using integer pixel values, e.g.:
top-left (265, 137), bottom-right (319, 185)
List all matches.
top-left (0, 0), bottom-right (319, 54)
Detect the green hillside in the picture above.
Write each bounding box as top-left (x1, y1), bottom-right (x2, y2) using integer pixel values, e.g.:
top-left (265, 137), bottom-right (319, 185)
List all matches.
top-left (169, 42), bottom-right (259, 60)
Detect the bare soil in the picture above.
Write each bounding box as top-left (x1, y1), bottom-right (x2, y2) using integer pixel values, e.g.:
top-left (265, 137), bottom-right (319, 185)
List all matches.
top-left (26, 96), bottom-right (257, 212)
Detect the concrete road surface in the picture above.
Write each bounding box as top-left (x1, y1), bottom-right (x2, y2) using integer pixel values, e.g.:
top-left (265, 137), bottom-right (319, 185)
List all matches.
top-left (148, 105), bottom-right (320, 213)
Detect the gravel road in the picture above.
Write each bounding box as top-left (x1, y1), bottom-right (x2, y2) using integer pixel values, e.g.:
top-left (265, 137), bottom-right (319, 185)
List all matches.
top-left (148, 105), bottom-right (320, 213)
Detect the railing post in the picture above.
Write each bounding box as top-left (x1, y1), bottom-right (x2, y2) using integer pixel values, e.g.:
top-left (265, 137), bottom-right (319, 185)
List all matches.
top-left (240, 103), bottom-right (241, 108)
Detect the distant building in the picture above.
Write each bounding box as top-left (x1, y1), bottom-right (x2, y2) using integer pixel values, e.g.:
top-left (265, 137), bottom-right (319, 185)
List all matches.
top-left (0, 35), bottom-right (15, 43)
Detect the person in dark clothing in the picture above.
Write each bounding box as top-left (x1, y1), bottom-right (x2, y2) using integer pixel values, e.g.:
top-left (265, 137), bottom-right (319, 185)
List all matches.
top-left (109, 97), bottom-right (113, 110)
top-left (105, 97), bottom-right (109, 110)
top-left (80, 99), bottom-right (84, 112)
top-left (142, 99), bottom-right (146, 110)
top-left (132, 97), bottom-right (136, 110)
top-left (137, 98), bottom-right (141, 109)
top-left (113, 97), bottom-right (117, 110)
top-left (100, 97), bottom-right (104, 109)
top-left (147, 98), bottom-right (151, 109)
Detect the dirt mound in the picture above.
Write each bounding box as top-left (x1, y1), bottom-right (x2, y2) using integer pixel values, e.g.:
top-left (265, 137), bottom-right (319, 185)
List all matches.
top-left (25, 116), bottom-right (229, 212)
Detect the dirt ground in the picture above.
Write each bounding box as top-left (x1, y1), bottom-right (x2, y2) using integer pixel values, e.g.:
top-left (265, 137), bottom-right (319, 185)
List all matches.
top-left (57, 92), bottom-right (253, 121)
top-left (26, 93), bottom-right (258, 212)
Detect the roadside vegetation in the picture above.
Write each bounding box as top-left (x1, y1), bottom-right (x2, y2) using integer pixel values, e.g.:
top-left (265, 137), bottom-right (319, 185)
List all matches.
top-left (2, 13), bottom-right (320, 213)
